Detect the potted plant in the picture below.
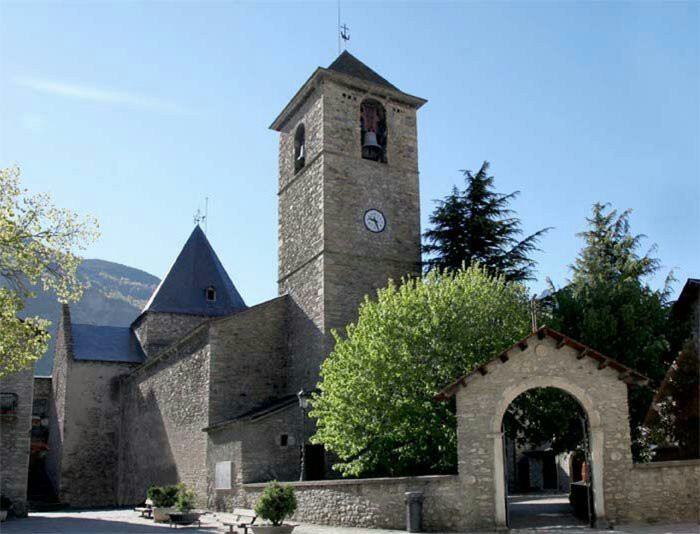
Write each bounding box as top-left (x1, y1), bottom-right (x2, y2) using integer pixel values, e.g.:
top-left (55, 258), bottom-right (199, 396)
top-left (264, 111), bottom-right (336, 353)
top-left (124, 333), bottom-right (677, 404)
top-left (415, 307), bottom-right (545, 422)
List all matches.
top-left (252, 482), bottom-right (297, 534)
top-left (148, 484), bottom-right (179, 522)
top-left (0, 495), bottom-right (11, 521)
top-left (168, 484), bottom-right (202, 526)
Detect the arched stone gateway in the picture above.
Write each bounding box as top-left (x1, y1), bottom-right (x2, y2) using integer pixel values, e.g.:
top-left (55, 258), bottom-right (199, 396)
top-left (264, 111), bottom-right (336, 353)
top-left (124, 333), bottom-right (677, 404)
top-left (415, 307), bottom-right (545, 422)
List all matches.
top-left (436, 326), bottom-right (649, 531)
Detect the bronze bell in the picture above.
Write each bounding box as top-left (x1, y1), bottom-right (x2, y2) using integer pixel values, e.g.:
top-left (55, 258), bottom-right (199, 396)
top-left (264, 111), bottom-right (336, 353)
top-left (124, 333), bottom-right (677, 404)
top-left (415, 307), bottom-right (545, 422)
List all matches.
top-left (362, 131), bottom-right (381, 149)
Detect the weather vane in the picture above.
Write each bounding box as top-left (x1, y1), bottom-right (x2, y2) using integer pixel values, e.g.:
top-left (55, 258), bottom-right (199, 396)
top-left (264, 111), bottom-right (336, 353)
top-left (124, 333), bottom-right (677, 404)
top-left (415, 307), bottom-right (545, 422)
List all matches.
top-left (193, 197), bottom-right (209, 234)
top-left (337, 1), bottom-right (350, 54)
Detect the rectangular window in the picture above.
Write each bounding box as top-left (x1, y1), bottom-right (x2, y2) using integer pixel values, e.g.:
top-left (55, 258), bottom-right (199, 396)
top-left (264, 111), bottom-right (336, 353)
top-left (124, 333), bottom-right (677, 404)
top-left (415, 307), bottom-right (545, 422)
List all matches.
top-left (215, 461), bottom-right (232, 490)
top-left (1, 393), bottom-right (18, 415)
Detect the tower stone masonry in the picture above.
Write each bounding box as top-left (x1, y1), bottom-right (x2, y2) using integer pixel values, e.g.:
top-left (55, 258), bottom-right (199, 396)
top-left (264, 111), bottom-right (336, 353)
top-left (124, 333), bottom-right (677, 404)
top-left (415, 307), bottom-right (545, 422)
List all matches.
top-left (272, 51), bottom-right (427, 392)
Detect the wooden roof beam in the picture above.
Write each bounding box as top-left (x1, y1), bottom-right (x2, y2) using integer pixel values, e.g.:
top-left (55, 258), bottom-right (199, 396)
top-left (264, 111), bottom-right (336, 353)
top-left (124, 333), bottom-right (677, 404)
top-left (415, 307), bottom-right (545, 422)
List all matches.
top-left (499, 352), bottom-right (509, 363)
top-left (577, 348), bottom-right (589, 360)
top-left (518, 341), bottom-right (528, 351)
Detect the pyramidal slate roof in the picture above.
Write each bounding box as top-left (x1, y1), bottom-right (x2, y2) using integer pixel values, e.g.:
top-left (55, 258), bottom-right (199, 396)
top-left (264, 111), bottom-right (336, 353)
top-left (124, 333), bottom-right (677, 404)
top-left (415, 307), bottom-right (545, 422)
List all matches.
top-left (327, 51), bottom-right (399, 91)
top-left (72, 324), bottom-right (145, 364)
top-left (142, 225), bottom-right (247, 317)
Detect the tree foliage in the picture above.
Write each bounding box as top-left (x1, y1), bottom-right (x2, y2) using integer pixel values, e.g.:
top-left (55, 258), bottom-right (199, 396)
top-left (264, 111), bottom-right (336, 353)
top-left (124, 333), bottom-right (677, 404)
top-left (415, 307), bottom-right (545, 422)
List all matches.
top-left (504, 387), bottom-right (587, 455)
top-left (423, 161), bottom-right (550, 281)
top-left (0, 167), bottom-right (98, 376)
top-left (310, 265), bottom-right (530, 477)
top-left (643, 338), bottom-right (699, 460)
top-left (545, 202), bottom-right (681, 459)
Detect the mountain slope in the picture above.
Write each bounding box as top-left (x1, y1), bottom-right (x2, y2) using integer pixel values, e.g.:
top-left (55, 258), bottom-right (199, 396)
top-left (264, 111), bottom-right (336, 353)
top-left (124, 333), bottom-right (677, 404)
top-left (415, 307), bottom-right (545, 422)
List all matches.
top-left (22, 259), bottom-right (160, 375)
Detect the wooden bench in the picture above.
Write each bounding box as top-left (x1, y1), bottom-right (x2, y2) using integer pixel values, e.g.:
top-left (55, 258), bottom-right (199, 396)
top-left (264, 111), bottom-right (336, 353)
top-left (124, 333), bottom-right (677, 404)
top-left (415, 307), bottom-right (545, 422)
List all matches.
top-left (135, 498), bottom-right (153, 519)
top-left (219, 508), bottom-right (257, 534)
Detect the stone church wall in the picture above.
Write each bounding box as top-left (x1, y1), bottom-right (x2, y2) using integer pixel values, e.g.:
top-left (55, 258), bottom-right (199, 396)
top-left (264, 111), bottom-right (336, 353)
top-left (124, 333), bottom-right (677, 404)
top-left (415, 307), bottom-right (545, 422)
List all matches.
top-left (208, 296), bottom-right (288, 425)
top-left (55, 360), bottom-right (135, 507)
top-left (132, 311), bottom-right (207, 359)
top-left (0, 367), bottom-right (34, 516)
top-left (118, 324), bottom-right (211, 505)
top-left (241, 475), bottom-right (464, 531)
top-left (207, 405), bottom-right (301, 510)
top-left (46, 306), bottom-right (71, 501)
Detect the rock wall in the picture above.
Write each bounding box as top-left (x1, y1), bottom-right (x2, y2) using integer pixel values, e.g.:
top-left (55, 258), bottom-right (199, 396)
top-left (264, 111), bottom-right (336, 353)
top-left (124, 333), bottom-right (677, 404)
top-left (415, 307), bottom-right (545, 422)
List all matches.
top-left (0, 367), bottom-right (34, 516)
top-left (118, 324), bottom-right (211, 506)
top-left (46, 305), bottom-right (72, 501)
top-left (207, 405), bottom-right (301, 509)
top-left (57, 360), bottom-right (135, 507)
top-left (618, 459), bottom-right (700, 524)
top-left (241, 475), bottom-right (463, 531)
top-left (208, 297), bottom-right (288, 425)
top-left (132, 311), bottom-right (207, 358)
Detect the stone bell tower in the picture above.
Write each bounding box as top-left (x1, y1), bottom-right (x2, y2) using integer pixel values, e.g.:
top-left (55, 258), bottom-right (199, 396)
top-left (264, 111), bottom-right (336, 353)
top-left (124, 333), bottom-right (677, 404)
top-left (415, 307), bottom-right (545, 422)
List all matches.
top-left (271, 51), bottom-right (427, 392)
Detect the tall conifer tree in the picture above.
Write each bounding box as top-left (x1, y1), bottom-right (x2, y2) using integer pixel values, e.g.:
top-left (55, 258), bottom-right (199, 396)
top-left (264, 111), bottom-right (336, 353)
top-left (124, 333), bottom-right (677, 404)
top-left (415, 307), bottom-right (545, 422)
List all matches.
top-left (423, 161), bottom-right (550, 281)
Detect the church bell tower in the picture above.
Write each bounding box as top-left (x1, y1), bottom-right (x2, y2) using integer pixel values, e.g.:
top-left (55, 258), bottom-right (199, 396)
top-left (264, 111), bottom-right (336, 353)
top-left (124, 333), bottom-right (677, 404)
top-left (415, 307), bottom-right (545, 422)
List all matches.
top-left (271, 52), bottom-right (427, 392)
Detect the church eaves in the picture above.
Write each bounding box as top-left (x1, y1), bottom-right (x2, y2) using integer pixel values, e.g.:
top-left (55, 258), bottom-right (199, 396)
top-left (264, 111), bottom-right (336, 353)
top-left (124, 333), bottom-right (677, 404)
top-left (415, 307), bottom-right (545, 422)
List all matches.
top-left (141, 225), bottom-right (247, 317)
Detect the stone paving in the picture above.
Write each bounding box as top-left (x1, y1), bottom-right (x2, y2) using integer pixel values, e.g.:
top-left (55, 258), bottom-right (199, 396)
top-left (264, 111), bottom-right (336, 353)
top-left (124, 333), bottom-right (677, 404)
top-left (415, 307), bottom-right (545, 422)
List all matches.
top-left (0, 509), bottom-right (697, 534)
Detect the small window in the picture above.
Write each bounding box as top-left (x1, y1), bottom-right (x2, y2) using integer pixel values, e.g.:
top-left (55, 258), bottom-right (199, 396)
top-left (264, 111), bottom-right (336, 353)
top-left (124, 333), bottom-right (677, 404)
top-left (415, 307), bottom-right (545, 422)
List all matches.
top-left (360, 99), bottom-right (387, 163)
top-left (280, 434), bottom-right (288, 447)
top-left (1, 393), bottom-right (18, 415)
top-left (294, 124), bottom-right (305, 173)
top-left (206, 286), bottom-right (216, 302)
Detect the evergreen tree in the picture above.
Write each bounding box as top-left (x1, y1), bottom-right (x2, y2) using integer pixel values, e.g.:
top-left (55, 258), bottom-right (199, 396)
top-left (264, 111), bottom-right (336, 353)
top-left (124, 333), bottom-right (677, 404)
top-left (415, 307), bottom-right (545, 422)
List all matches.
top-left (423, 161), bottom-right (550, 281)
top-left (547, 202), bottom-right (683, 459)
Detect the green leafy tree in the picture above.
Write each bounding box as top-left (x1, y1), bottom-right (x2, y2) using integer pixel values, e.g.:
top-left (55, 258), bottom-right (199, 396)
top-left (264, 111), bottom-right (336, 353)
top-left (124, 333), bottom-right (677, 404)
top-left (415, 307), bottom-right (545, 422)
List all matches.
top-left (310, 265), bottom-right (530, 477)
top-left (504, 387), bottom-right (586, 455)
top-left (0, 166), bottom-right (98, 376)
top-left (423, 161), bottom-right (550, 281)
top-left (546, 202), bottom-right (681, 459)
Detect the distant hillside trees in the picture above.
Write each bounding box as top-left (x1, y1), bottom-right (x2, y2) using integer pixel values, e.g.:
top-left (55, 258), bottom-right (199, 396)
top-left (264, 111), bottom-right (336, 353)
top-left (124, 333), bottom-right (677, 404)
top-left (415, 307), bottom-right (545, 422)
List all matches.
top-left (422, 161), bottom-right (550, 281)
top-left (0, 166), bottom-right (98, 376)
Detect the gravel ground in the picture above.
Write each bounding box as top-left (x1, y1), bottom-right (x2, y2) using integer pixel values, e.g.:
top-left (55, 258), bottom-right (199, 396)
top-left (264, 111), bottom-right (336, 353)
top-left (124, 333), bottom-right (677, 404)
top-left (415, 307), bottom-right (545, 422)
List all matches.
top-left (0, 509), bottom-right (697, 534)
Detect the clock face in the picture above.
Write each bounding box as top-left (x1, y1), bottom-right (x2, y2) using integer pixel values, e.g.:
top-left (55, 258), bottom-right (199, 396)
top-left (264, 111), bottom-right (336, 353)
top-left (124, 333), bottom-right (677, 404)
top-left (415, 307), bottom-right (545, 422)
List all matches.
top-left (363, 209), bottom-right (386, 233)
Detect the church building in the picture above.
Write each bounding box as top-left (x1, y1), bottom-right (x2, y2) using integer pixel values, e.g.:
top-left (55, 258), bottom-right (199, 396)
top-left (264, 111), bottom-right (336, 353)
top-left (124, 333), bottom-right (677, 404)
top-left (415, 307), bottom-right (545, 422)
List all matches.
top-left (45, 52), bottom-right (427, 507)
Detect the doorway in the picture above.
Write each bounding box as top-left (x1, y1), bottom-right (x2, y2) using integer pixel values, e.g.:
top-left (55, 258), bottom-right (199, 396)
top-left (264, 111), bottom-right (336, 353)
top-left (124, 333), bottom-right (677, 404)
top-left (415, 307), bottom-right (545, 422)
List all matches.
top-left (501, 387), bottom-right (594, 529)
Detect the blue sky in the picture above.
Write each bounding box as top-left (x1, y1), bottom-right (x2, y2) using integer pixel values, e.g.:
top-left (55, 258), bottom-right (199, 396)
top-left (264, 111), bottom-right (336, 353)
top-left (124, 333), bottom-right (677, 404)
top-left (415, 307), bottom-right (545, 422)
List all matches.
top-left (1, 1), bottom-right (698, 305)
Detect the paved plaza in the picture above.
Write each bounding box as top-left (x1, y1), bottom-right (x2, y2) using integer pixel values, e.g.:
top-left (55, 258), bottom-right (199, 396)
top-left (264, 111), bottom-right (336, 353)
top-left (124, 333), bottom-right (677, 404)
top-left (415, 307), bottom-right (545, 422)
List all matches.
top-left (0, 509), bottom-right (697, 534)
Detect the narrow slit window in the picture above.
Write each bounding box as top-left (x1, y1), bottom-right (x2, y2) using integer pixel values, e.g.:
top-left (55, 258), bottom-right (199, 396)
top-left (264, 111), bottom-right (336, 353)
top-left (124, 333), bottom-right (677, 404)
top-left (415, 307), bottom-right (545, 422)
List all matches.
top-left (294, 124), bottom-right (305, 173)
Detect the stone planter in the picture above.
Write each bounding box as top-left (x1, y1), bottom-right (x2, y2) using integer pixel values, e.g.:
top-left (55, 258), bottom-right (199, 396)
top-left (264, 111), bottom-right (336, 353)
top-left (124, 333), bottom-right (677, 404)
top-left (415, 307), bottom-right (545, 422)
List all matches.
top-left (0, 510), bottom-right (7, 522)
top-left (251, 525), bottom-right (296, 534)
top-left (152, 506), bottom-right (176, 522)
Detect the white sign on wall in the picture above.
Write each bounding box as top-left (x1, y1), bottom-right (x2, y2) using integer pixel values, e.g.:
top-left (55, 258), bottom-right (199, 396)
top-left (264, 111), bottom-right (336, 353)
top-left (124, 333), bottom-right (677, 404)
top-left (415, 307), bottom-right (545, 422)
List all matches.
top-left (215, 461), bottom-right (232, 490)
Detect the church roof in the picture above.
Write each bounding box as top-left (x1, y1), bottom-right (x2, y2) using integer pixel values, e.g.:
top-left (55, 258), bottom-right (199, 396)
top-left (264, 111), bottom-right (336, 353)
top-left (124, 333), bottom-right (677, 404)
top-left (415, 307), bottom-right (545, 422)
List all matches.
top-left (327, 51), bottom-right (399, 91)
top-left (72, 324), bottom-right (145, 363)
top-left (141, 225), bottom-right (247, 317)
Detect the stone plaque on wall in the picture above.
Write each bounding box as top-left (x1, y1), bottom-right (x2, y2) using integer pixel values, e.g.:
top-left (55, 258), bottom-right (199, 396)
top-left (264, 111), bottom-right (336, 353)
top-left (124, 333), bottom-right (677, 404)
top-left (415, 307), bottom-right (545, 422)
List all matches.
top-left (215, 461), bottom-right (232, 490)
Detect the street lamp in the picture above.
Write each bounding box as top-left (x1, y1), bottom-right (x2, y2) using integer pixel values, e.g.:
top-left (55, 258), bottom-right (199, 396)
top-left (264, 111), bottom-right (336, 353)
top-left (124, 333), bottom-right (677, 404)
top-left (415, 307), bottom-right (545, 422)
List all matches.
top-left (297, 389), bottom-right (311, 481)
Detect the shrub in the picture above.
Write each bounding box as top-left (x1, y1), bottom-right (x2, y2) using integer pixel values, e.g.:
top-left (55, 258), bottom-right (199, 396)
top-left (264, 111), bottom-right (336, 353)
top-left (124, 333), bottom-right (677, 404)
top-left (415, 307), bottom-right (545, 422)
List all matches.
top-left (147, 484), bottom-right (179, 507)
top-left (175, 484), bottom-right (196, 513)
top-left (254, 482), bottom-right (296, 526)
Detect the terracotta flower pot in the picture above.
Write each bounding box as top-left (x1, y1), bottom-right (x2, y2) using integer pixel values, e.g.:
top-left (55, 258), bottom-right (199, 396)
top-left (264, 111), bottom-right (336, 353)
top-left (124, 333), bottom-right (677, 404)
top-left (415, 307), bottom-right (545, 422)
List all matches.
top-left (251, 525), bottom-right (296, 534)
